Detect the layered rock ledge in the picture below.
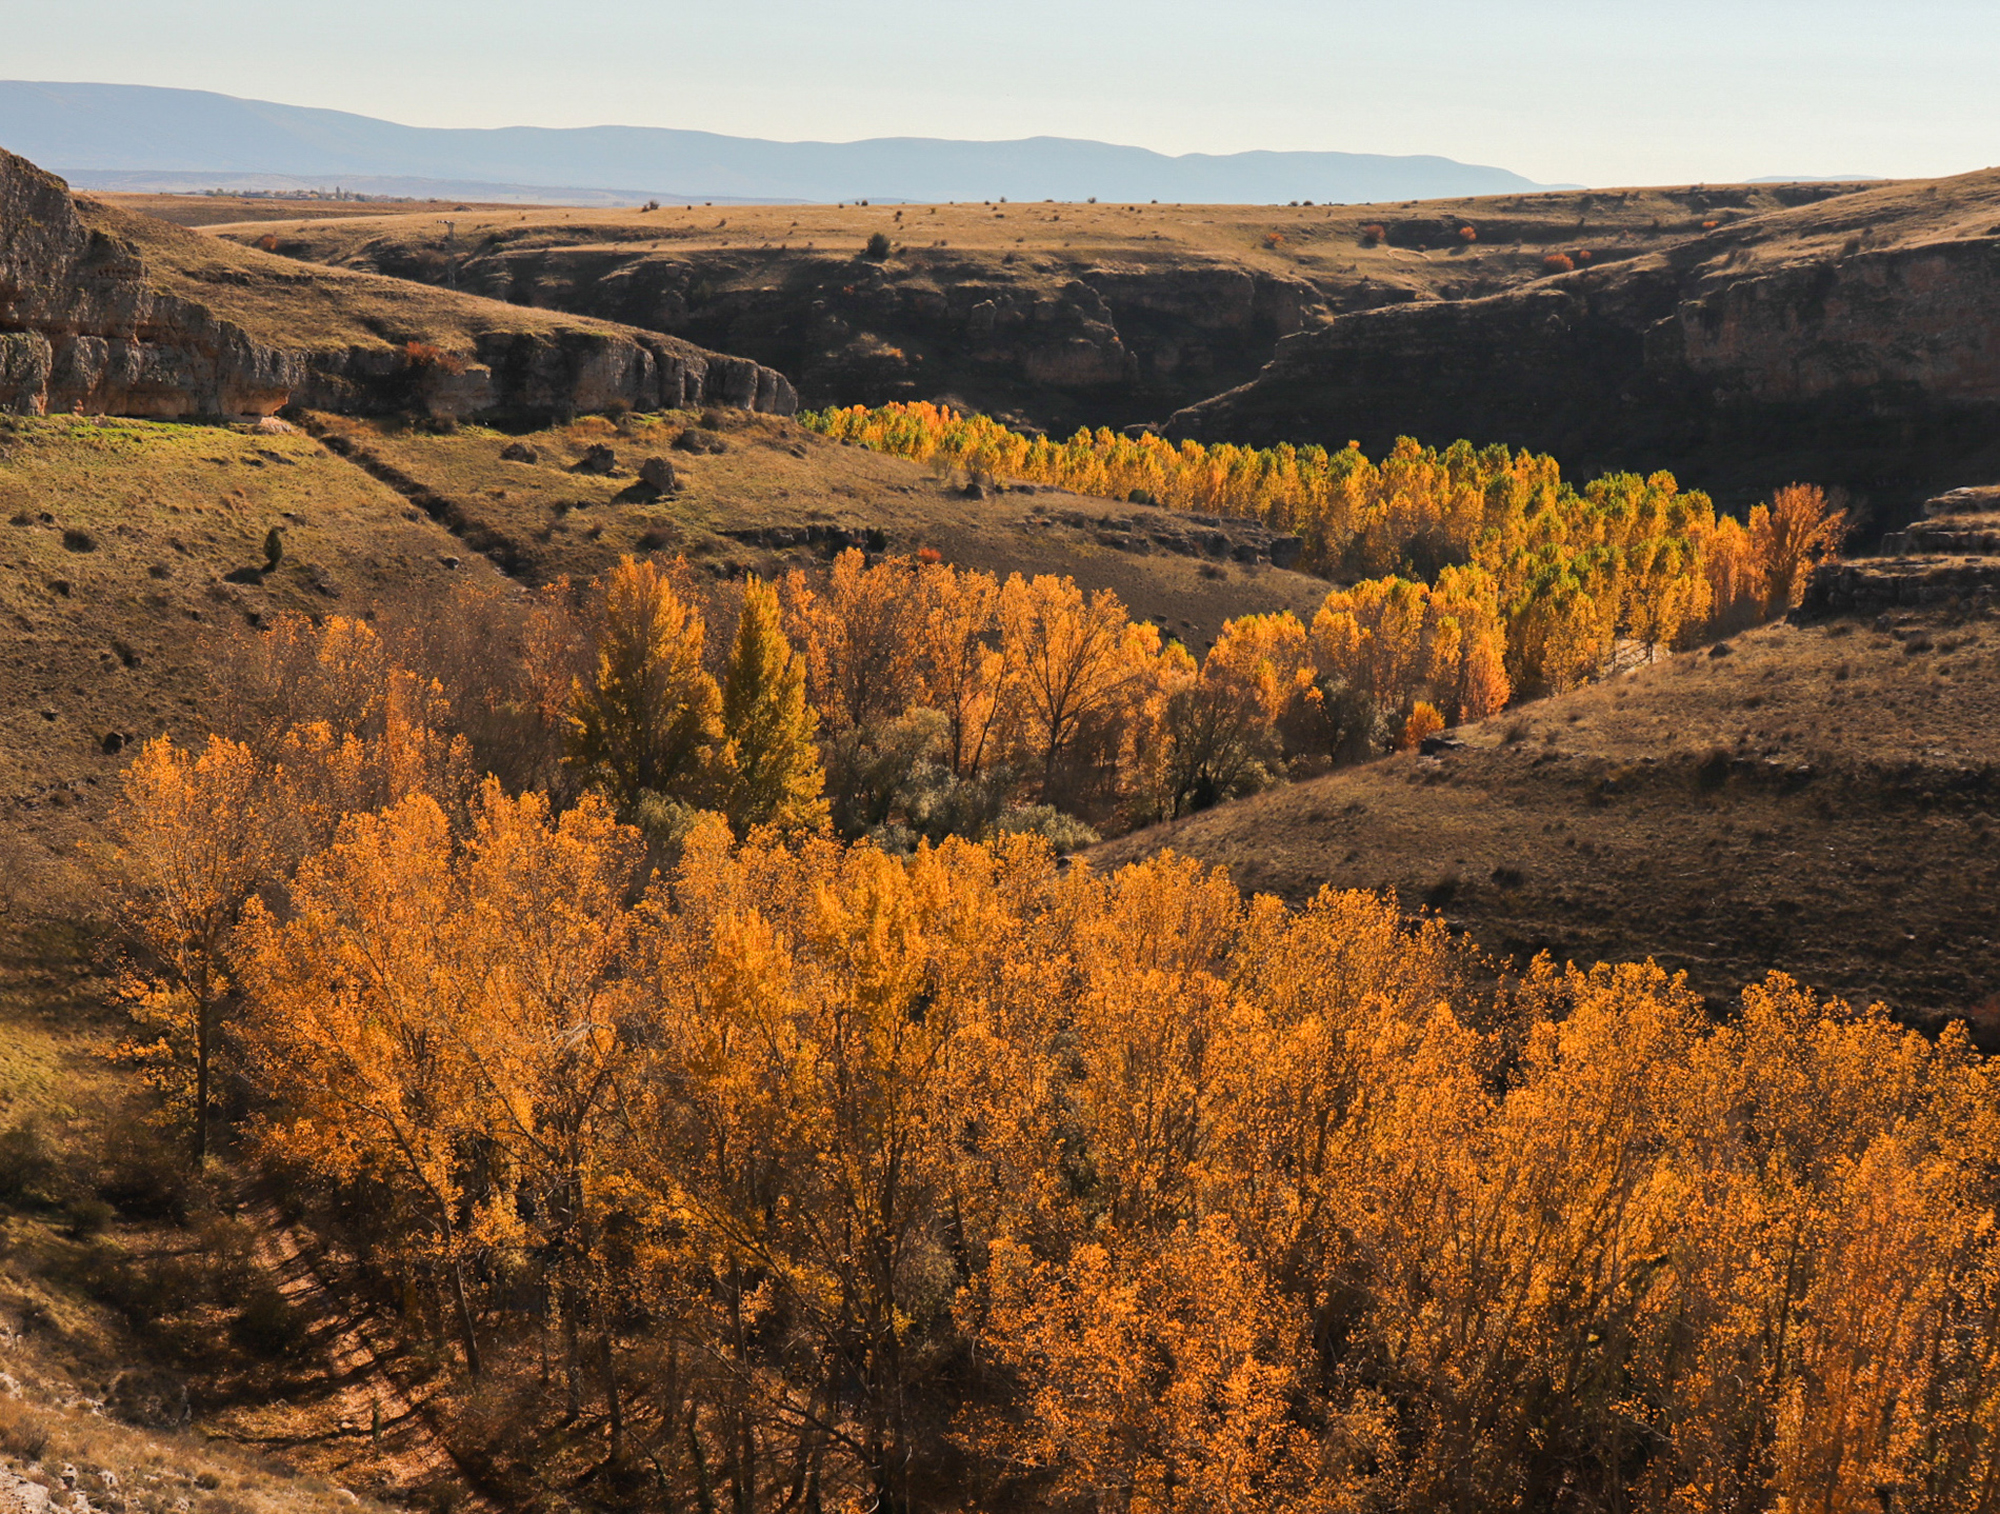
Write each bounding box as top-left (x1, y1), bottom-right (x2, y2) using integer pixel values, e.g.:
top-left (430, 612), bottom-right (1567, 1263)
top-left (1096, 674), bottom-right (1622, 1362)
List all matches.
top-left (1166, 171), bottom-right (2000, 518)
top-left (0, 148), bottom-right (796, 422)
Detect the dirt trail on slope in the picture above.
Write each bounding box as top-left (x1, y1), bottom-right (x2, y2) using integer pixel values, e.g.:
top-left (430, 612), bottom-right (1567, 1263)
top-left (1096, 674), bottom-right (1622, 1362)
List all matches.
top-left (238, 1191), bottom-right (503, 1513)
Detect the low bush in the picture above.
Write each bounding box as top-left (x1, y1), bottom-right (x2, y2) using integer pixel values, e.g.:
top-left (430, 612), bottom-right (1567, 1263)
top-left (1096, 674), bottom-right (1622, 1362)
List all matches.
top-left (0, 1120), bottom-right (58, 1208)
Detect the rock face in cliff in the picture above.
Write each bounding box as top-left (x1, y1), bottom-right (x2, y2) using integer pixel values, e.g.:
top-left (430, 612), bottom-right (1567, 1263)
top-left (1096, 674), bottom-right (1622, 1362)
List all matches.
top-left (0, 148), bottom-right (796, 421)
top-left (264, 239), bottom-right (1325, 433)
top-left (1167, 171), bottom-right (2000, 520)
top-left (203, 183), bottom-right (1871, 438)
top-left (0, 148), bottom-right (298, 416)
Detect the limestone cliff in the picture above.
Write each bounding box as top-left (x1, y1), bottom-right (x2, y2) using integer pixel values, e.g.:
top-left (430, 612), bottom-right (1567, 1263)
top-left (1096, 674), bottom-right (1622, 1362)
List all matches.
top-left (245, 234), bottom-right (1325, 433)
top-left (1166, 171), bottom-right (2000, 519)
top-left (202, 183), bottom-right (1867, 438)
top-left (0, 148), bottom-right (796, 421)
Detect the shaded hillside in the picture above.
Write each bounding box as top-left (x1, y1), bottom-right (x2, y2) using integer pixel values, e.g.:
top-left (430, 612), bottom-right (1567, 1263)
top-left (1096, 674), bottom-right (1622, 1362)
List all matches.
top-left (201, 184), bottom-right (1864, 435)
top-left (1093, 596), bottom-right (2000, 1021)
top-left (0, 148), bottom-right (795, 422)
top-left (1169, 169), bottom-right (2000, 528)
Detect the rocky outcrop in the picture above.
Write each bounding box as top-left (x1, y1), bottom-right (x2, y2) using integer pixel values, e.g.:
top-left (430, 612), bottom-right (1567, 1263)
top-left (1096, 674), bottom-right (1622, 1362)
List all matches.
top-left (1801, 556), bottom-right (2000, 614)
top-left (1168, 179), bottom-right (2000, 521)
top-left (1801, 483), bottom-right (2000, 614)
top-left (0, 148), bottom-right (796, 421)
top-left (1878, 484), bottom-right (2000, 556)
top-left (250, 231), bottom-right (1330, 433)
top-left (0, 148), bottom-right (301, 415)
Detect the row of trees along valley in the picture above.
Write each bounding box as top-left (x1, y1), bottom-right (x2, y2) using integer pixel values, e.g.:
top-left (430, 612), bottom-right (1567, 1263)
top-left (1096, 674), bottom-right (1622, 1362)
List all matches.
top-left (804, 402), bottom-right (1848, 698)
top-left (109, 421), bottom-right (1887, 1513)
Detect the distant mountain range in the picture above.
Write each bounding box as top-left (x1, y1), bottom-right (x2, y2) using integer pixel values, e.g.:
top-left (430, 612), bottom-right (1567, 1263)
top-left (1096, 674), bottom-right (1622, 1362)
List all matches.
top-left (0, 80), bottom-right (1578, 206)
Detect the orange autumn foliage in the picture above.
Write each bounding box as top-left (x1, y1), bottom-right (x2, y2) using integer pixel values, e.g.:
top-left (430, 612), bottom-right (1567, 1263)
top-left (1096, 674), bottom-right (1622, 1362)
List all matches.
top-left (107, 639), bottom-right (2000, 1514)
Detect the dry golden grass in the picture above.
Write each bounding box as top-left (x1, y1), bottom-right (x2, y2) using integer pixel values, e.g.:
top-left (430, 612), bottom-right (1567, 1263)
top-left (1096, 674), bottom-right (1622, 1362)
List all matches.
top-left (100, 194), bottom-right (527, 229)
top-left (305, 408), bottom-right (1336, 643)
top-left (190, 178), bottom-right (1901, 312)
top-left (0, 416), bottom-right (464, 866)
top-left (73, 197), bottom-right (690, 359)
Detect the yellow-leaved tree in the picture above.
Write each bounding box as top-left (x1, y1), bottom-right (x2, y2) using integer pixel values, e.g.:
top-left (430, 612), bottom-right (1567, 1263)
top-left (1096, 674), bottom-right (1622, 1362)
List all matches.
top-left (567, 556), bottom-right (722, 818)
top-left (114, 735), bottom-right (275, 1165)
top-left (1751, 482), bottom-right (1848, 616)
top-left (236, 793), bottom-right (495, 1376)
top-left (781, 548), bottom-right (922, 734)
top-left (714, 575), bottom-right (830, 837)
top-left (999, 573), bottom-right (1158, 800)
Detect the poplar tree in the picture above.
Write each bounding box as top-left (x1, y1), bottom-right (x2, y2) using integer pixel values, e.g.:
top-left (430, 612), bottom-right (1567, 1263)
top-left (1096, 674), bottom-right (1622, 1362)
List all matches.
top-left (715, 576), bottom-right (830, 835)
top-left (567, 556), bottom-right (721, 814)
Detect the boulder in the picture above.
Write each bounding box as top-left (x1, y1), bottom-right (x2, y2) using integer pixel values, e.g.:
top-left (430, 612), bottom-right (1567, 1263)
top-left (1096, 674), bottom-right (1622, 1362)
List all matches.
top-left (638, 455), bottom-right (679, 493)
top-left (572, 444), bottom-right (618, 475)
top-left (500, 441), bottom-right (540, 463)
top-left (673, 426), bottom-right (729, 455)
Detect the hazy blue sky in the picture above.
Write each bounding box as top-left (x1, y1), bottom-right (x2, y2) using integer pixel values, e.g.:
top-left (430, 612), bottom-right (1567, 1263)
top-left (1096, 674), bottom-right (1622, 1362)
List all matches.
top-left (5, 0), bottom-right (1996, 185)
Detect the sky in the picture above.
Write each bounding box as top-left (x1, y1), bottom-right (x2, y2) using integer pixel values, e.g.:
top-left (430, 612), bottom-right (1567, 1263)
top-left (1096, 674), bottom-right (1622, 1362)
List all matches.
top-left (3, 0), bottom-right (1997, 186)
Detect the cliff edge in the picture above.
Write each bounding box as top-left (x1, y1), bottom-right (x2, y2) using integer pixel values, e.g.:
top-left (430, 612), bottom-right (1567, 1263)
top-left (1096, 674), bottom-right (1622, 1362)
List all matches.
top-left (0, 148), bottom-right (796, 421)
top-left (1166, 170), bottom-right (2000, 517)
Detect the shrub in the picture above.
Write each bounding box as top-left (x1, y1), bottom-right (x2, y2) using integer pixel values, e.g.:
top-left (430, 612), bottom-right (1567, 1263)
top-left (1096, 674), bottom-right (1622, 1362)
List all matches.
top-left (863, 232), bottom-right (892, 261)
top-left (0, 1120), bottom-right (57, 1207)
top-left (1361, 223), bottom-right (1387, 246)
top-left (1542, 252), bottom-right (1575, 274)
top-left (1458, 225), bottom-right (1477, 243)
top-left (0, 1398), bottom-right (50, 1461)
top-left (1400, 701), bottom-right (1446, 751)
top-left (994, 804), bottom-right (1100, 855)
top-left (401, 341), bottom-right (467, 377)
top-left (231, 1284), bottom-right (308, 1359)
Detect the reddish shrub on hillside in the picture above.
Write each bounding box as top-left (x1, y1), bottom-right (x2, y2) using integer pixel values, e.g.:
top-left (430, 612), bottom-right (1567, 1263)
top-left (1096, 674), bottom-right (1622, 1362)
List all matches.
top-left (402, 341), bottom-right (467, 377)
top-left (1458, 226), bottom-right (1477, 243)
top-left (255, 232), bottom-right (279, 253)
top-left (1542, 252), bottom-right (1575, 274)
top-left (1361, 223), bottom-right (1387, 246)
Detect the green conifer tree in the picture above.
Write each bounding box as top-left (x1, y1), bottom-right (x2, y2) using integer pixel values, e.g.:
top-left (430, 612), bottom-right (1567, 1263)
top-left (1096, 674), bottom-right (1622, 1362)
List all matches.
top-left (567, 556), bottom-right (722, 814)
top-left (715, 576), bottom-right (830, 836)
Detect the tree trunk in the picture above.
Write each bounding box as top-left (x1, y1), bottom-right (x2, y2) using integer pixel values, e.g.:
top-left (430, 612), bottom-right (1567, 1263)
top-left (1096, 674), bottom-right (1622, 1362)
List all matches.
top-left (193, 992), bottom-right (210, 1167)
top-left (601, 1331), bottom-right (623, 1459)
top-left (688, 1408), bottom-right (721, 1514)
top-left (449, 1257), bottom-right (483, 1379)
top-left (563, 1282), bottom-right (583, 1420)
